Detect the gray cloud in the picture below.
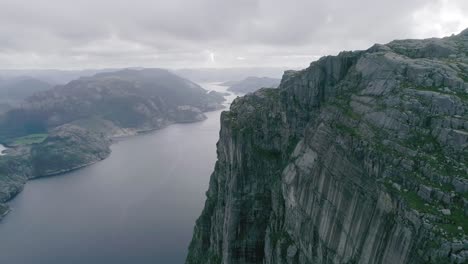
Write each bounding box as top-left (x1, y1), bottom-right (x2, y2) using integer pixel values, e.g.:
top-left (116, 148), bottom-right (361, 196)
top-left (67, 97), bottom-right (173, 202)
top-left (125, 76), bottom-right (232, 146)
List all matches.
top-left (0, 0), bottom-right (467, 69)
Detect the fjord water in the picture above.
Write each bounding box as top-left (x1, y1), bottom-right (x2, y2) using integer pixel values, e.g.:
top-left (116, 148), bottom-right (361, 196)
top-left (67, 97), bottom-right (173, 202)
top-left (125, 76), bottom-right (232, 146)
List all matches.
top-left (0, 83), bottom-right (236, 264)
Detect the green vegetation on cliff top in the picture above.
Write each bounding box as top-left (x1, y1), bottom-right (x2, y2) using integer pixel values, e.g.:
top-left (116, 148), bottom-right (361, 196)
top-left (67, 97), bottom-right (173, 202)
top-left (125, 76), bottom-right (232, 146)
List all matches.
top-left (5, 133), bottom-right (48, 146)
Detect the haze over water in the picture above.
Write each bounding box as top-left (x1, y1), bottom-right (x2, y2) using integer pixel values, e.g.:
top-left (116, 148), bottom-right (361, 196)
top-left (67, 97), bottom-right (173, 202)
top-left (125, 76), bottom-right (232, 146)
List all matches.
top-left (0, 83), bottom-right (236, 264)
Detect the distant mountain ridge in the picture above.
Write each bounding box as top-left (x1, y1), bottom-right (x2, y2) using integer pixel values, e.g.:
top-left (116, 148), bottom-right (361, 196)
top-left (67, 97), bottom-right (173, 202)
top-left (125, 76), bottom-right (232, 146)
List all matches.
top-left (0, 68), bottom-right (118, 85)
top-left (0, 77), bottom-right (52, 104)
top-left (174, 67), bottom-right (289, 83)
top-left (0, 68), bottom-right (224, 140)
top-left (222, 76), bottom-right (281, 94)
top-left (0, 67), bottom-right (292, 85)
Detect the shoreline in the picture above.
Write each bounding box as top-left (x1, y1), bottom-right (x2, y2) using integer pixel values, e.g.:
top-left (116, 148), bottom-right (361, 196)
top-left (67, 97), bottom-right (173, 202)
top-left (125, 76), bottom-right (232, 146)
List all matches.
top-left (0, 115), bottom-right (209, 220)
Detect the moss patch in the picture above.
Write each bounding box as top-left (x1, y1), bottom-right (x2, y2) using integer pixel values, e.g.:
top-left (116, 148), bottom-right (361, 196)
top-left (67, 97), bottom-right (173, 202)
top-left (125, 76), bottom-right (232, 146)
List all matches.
top-left (399, 190), bottom-right (438, 214)
top-left (7, 133), bottom-right (48, 146)
top-left (335, 123), bottom-right (360, 138)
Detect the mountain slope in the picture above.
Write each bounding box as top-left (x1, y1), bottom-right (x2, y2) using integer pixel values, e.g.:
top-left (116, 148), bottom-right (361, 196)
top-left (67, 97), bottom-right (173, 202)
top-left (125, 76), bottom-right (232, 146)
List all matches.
top-left (0, 68), bottom-right (224, 140)
top-left (187, 30), bottom-right (468, 263)
top-left (0, 68), bottom-right (225, 221)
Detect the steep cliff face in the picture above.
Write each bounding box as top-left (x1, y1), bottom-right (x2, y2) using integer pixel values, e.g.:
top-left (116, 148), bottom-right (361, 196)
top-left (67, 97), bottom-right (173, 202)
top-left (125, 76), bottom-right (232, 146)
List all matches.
top-left (187, 30), bottom-right (468, 263)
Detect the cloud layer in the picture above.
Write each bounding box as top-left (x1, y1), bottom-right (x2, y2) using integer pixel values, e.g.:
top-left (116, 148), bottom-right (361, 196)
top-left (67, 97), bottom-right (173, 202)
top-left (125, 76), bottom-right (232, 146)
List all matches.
top-left (0, 0), bottom-right (467, 69)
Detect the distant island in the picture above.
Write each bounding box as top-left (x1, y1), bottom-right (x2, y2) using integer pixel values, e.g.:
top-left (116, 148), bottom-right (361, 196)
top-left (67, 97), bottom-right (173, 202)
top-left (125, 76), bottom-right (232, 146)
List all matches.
top-left (0, 68), bottom-right (225, 220)
top-left (221, 76), bottom-right (280, 94)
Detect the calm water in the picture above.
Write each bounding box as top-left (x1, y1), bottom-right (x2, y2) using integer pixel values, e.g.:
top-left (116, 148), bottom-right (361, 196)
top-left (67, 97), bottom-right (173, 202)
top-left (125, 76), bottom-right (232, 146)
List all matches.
top-left (0, 83), bottom-right (237, 264)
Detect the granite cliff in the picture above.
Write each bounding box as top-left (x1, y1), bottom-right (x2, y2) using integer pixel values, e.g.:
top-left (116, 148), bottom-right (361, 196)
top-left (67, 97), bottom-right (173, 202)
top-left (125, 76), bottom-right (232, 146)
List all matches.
top-left (187, 29), bottom-right (468, 263)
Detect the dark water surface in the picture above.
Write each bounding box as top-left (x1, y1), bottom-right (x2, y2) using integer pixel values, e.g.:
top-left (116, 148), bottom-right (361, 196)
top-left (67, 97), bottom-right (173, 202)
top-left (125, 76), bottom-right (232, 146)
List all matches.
top-left (0, 83), bottom-right (235, 264)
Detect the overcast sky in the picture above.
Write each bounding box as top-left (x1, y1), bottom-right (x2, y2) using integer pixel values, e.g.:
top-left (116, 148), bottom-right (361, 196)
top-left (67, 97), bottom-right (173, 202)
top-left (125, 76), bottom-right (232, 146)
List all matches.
top-left (0, 0), bottom-right (467, 70)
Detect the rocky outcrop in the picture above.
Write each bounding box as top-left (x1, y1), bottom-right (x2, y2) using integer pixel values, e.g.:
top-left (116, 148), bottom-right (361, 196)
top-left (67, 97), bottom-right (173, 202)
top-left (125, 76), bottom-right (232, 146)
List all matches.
top-left (0, 124), bottom-right (111, 220)
top-left (187, 29), bottom-right (468, 263)
top-left (30, 124), bottom-right (111, 177)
